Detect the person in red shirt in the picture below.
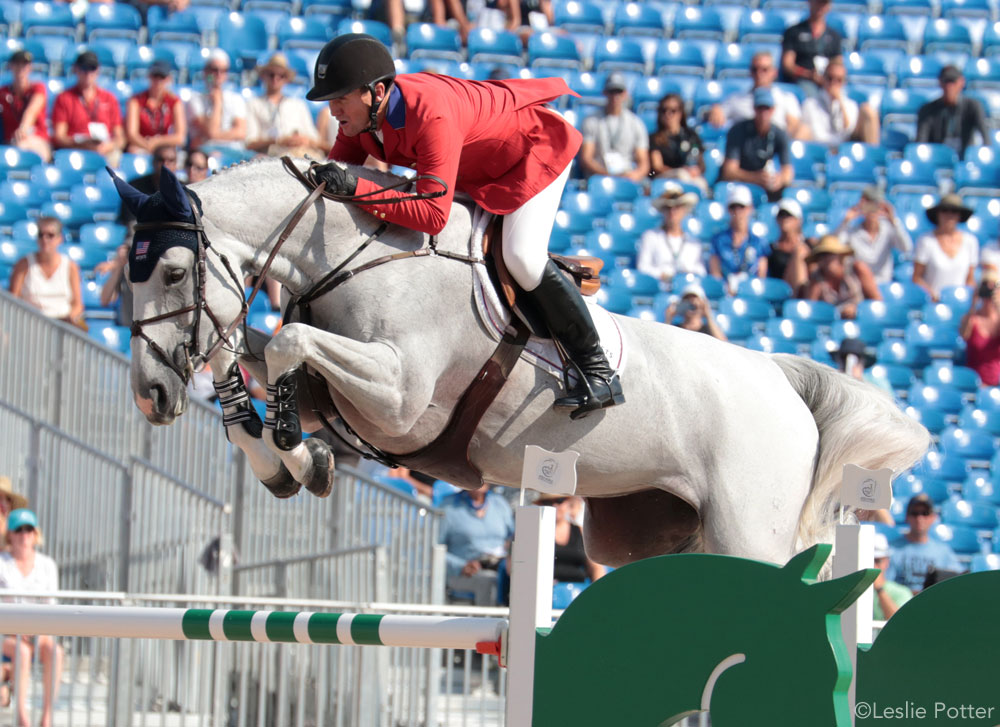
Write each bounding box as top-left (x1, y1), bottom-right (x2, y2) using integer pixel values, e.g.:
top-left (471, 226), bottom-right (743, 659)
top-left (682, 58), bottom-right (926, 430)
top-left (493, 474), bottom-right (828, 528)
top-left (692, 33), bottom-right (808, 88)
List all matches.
top-left (306, 34), bottom-right (624, 419)
top-left (0, 50), bottom-right (50, 161)
top-left (51, 51), bottom-right (125, 164)
top-left (125, 59), bottom-right (187, 154)
top-left (960, 269), bottom-right (1000, 386)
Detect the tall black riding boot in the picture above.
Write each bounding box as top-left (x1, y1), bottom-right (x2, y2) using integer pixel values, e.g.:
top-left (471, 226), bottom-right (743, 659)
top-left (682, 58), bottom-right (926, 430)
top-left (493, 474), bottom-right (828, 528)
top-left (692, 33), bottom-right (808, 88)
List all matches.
top-left (525, 261), bottom-right (624, 419)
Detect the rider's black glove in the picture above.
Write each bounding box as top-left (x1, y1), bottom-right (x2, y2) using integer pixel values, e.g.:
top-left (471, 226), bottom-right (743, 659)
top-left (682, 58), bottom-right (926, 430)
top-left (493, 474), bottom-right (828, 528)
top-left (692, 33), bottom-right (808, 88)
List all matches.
top-left (315, 163), bottom-right (358, 196)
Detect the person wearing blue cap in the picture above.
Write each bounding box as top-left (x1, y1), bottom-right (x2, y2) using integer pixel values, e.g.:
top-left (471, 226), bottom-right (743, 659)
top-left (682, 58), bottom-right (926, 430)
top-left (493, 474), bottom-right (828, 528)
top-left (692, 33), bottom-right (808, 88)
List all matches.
top-left (0, 508), bottom-right (63, 727)
top-left (720, 86), bottom-right (793, 202)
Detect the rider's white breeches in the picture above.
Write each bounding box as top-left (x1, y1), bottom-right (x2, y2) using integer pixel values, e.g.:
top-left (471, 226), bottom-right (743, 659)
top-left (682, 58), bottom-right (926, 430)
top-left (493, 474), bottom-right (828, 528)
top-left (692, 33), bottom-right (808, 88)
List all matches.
top-left (501, 163), bottom-right (572, 292)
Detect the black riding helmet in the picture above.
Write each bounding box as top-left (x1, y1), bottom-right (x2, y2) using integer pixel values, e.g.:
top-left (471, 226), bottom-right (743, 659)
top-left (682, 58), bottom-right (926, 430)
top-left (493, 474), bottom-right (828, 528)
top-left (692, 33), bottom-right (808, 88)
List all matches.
top-left (307, 33), bottom-right (395, 99)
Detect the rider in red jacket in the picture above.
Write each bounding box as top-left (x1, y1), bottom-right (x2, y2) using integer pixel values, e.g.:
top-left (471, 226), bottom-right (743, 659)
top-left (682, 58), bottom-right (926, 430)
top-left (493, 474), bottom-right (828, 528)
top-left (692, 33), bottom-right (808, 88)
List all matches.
top-left (308, 34), bottom-right (624, 419)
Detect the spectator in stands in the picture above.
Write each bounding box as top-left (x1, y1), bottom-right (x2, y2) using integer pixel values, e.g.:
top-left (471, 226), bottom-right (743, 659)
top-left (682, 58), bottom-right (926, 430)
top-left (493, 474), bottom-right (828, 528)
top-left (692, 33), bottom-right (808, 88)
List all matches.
top-left (709, 184), bottom-right (770, 293)
top-left (245, 54), bottom-right (324, 159)
top-left (720, 88), bottom-right (793, 202)
top-left (779, 0), bottom-right (843, 98)
top-left (803, 234), bottom-right (881, 319)
top-left (887, 494), bottom-right (962, 593)
top-left (126, 60), bottom-right (187, 154)
top-left (0, 50), bottom-right (51, 162)
top-left (831, 337), bottom-right (892, 392)
top-left (185, 149), bottom-right (209, 183)
top-left (426, 0), bottom-right (472, 43)
top-left (768, 198), bottom-right (810, 295)
top-left (0, 508), bottom-right (63, 727)
top-left (481, 0), bottom-right (555, 40)
top-left (665, 283), bottom-right (728, 341)
top-left (916, 65), bottom-right (989, 160)
top-left (872, 533), bottom-right (913, 621)
top-left (579, 73), bottom-right (650, 183)
top-left (959, 267), bottom-right (1000, 386)
top-left (798, 58), bottom-right (880, 145)
top-left (534, 492), bottom-right (606, 584)
top-left (8, 217), bottom-right (85, 328)
top-left (439, 484), bottom-right (514, 604)
top-left (912, 193), bottom-right (977, 302)
top-left (835, 186), bottom-right (912, 284)
top-left (187, 49), bottom-right (246, 152)
top-left (96, 242), bottom-right (132, 326)
top-left (648, 93), bottom-right (707, 194)
top-left (0, 477), bottom-right (27, 549)
top-left (710, 51), bottom-right (802, 137)
top-left (51, 51), bottom-right (125, 166)
top-left (636, 184), bottom-right (705, 283)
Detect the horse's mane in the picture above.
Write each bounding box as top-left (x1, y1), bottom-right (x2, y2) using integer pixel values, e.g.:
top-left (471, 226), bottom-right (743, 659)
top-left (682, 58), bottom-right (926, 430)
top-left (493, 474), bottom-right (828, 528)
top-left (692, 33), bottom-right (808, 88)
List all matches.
top-left (202, 155), bottom-right (414, 191)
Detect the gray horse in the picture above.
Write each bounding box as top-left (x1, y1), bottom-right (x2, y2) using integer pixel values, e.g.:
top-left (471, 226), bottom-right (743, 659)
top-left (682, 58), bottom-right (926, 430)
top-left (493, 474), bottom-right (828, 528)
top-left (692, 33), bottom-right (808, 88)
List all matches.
top-left (120, 159), bottom-right (929, 567)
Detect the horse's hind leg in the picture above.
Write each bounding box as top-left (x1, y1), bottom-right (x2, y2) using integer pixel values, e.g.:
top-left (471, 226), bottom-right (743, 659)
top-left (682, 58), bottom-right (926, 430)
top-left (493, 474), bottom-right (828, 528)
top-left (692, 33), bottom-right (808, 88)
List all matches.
top-left (259, 323), bottom-right (435, 496)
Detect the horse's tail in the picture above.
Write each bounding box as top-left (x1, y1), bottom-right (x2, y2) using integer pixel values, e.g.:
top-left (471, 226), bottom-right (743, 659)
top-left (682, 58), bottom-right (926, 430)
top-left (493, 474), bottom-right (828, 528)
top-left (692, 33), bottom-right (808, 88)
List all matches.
top-left (771, 354), bottom-right (931, 550)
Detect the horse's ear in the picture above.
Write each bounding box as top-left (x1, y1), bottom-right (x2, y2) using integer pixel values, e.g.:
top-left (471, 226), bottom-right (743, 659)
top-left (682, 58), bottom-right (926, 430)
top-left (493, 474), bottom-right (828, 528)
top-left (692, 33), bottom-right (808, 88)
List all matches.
top-left (158, 165), bottom-right (192, 219)
top-left (107, 167), bottom-right (149, 216)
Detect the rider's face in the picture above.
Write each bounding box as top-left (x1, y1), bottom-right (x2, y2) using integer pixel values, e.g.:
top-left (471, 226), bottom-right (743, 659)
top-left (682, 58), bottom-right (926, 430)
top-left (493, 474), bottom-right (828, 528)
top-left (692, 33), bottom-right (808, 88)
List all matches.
top-left (328, 87), bottom-right (375, 137)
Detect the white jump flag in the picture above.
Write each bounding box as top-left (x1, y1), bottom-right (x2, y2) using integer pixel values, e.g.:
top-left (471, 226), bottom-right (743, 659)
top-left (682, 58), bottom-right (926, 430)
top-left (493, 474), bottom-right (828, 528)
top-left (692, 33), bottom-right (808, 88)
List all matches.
top-left (520, 445), bottom-right (579, 499)
top-left (840, 464), bottom-right (894, 513)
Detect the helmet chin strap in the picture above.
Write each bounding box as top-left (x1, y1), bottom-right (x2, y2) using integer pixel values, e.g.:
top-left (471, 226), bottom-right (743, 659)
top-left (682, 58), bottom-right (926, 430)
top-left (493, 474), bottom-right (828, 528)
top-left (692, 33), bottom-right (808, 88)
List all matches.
top-left (363, 82), bottom-right (382, 134)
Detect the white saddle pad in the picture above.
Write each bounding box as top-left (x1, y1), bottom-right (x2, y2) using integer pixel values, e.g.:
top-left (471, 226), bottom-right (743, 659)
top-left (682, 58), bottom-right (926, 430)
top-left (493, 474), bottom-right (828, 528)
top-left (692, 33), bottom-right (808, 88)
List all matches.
top-left (467, 208), bottom-right (626, 385)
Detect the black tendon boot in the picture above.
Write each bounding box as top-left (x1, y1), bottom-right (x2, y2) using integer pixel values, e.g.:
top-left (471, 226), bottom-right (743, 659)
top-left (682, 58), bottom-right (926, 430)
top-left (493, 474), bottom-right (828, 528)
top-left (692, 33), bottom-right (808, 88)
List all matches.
top-left (526, 261), bottom-right (624, 419)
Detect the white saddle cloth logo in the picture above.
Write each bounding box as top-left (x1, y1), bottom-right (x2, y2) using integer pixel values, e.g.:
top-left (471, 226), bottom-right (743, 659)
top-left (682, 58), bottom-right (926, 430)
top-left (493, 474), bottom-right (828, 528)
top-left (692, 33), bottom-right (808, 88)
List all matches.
top-left (467, 208), bottom-right (626, 385)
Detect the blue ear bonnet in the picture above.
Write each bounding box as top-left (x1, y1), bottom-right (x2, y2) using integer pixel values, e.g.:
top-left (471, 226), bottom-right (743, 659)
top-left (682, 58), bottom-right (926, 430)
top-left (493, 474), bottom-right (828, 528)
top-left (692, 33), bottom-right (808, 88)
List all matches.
top-left (108, 166), bottom-right (205, 283)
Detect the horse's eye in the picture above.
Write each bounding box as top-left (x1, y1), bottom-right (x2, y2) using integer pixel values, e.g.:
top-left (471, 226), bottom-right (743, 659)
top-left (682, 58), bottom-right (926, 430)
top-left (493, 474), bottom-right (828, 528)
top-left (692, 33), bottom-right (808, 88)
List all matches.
top-left (167, 268), bottom-right (186, 284)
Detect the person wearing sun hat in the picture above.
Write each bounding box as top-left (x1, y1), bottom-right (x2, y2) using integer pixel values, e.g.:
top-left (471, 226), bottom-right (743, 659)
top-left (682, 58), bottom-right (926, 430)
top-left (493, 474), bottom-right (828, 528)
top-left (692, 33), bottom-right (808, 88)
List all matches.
top-left (0, 49), bottom-right (51, 161)
top-left (245, 52), bottom-right (323, 158)
top-left (0, 507), bottom-right (63, 727)
top-left (912, 192), bottom-right (978, 302)
top-left (637, 183), bottom-right (705, 283)
top-left (803, 234), bottom-right (882, 319)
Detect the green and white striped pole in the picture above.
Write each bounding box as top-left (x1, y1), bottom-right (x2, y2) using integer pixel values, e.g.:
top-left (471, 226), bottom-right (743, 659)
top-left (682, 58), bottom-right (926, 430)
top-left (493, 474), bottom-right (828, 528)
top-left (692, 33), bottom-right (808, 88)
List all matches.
top-left (0, 604), bottom-right (507, 652)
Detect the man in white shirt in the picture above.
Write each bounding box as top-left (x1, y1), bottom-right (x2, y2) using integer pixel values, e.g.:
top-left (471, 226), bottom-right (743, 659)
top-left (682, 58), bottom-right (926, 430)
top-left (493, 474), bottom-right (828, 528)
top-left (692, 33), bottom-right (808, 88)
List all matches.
top-left (636, 183), bottom-right (705, 283)
top-left (579, 72), bottom-right (650, 182)
top-left (798, 58), bottom-right (880, 144)
top-left (187, 49), bottom-right (247, 151)
top-left (245, 53), bottom-right (323, 158)
top-left (836, 186), bottom-right (912, 283)
top-left (711, 52), bottom-right (802, 137)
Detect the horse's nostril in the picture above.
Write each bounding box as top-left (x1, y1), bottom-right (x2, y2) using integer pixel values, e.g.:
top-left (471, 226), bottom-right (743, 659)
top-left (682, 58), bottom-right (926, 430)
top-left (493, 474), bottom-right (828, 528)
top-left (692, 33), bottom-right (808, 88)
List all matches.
top-left (150, 384), bottom-right (167, 411)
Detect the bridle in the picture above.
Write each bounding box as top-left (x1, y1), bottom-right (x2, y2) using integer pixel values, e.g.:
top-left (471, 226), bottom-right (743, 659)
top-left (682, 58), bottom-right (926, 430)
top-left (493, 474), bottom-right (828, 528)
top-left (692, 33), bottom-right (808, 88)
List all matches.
top-left (128, 158), bottom-right (460, 386)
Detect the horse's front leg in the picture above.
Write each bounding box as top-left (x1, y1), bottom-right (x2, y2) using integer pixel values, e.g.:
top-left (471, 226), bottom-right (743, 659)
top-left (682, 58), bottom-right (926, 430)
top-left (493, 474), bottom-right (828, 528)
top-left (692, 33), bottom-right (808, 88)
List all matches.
top-left (261, 323), bottom-right (433, 497)
top-left (210, 353), bottom-right (301, 499)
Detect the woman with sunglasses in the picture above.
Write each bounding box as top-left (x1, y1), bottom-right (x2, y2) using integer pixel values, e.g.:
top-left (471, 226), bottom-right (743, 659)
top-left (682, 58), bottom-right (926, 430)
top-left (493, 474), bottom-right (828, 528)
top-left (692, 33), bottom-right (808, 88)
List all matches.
top-left (125, 60), bottom-right (187, 154)
top-left (0, 509), bottom-right (63, 727)
top-left (648, 93), bottom-right (708, 194)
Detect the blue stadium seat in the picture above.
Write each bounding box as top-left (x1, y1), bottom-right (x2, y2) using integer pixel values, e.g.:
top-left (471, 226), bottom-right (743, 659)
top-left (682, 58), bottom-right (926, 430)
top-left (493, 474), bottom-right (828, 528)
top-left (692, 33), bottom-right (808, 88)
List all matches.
top-left (300, 0), bottom-right (351, 17)
top-left (0, 147), bottom-right (44, 180)
top-left (938, 285), bottom-right (973, 314)
top-left (958, 405), bottom-right (1000, 437)
top-left (715, 181), bottom-right (768, 209)
top-left (186, 5), bottom-right (226, 35)
top-left (883, 0), bottom-right (935, 14)
top-left (876, 339), bottom-right (931, 368)
top-left (954, 147), bottom-right (1000, 196)
top-left (592, 36), bottom-right (646, 73)
top-left (527, 31), bottom-right (582, 70)
top-left (566, 70), bottom-right (609, 106)
top-left (857, 15), bottom-right (909, 51)
top-left (53, 149), bottom-right (107, 181)
top-left (692, 199), bottom-right (728, 238)
top-left (88, 323), bottom-right (131, 356)
top-left (654, 39), bottom-right (707, 76)
top-left (737, 8), bottom-right (786, 43)
top-left (915, 450), bottom-right (970, 482)
top-left (970, 553), bottom-right (1000, 571)
top-left (560, 189), bottom-right (613, 218)
top-left (247, 310), bottom-right (282, 333)
top-left (85, 3), bottom-right (142, 41)
top-left (406, 23), bottom-right (463, 62)
top-left (765, 317), bottom-right (819, 344)
top-left (894, 473), bottom-right (951, 503)
top-left (69, 184), bottom-right (120, 219)
top-left (963, 473), bottom-right (1000, 506)
top-left (719, 296), bottom-right (774, 326)
top-left (632, 76), bottom-right (683, 113)
top-left (939, 425), bottom-right (996, 463)
top-left (552, 208), bottom-right (597, 243)
top-left (904, 403), bottom-right (948, 434)
top-left (880, 280), bottom-right (930, 309)
top-left (79, 222), bottom-right (127, 249)
top-left (29, 164), bottom-right (84, 198)
top-left (583, 230), bottom-right (638, 269)
top-left (925, 363), bottom-right (980, 393)
top-left (781, 299), bottom-right (837, 325)
top-left (712, 43), bottom-right (757, 79)
top-left (217, 12), bottom-right (269, 71)
top-left (930, 522), bottom-right (984, 554)
top-left (976, 386), bottom-right (1000, 411)
top-left (40, 200), bottom-right (95, 231)
top-left (871, 362), bottom-right (915, 391)
top-left (907, 382), bottom-right (965, 415)
top-left (880, 87), bottom-right (933, 127)
top-left (886, 158), bottom-right (941, 195)
top-left (920, 302), bottom-right (959, 326)
top-left (692, 79), bottom-right (737, 115)
top-left (941, 498), bottom-right (999, 530)
top-left (21, 2), bottom-right (76, 38)
top-left (553, 1), bottom-right (606, 34)
top-left (976, 26), bottom-right (1000, 59)
top-left (736, 277), bottom-right (793, 305)
top-left (606, 267), bottom-right (660, 297)
top-left (844, 52), bottom-right (890, 86)
top-left (830, 319), bottom-right (885, 346)
top-left (64, 243), bottom-right (113, 270)
top-left (674, 6), bottom-right (725, 40)
top-left (587, 175), bottom-right (643, 205)
top-left (905, 321), bottom-right (962, 358)
top-left (825, 154), bottom-right (879, 192)
top-left (467, 28), bottom-right (522, 65)
top-left (923, 18), bottom-right (973, 54)
top-left (785, 187), bottom-right (831, 219)
top-left (605, 209), bottom-right (657, 237)
top-left (276, 16), bottom-right (330, 49)
top-left (715, 313), bottom-right (754, 341)
top-left (903, 142), bottom-right (960, 172)
top-left (613, 2), bottom-right (667, 37)
top-left (117, 153), bottom-right (153, 182)
top-left (746, 333), bottom-right (799, 353)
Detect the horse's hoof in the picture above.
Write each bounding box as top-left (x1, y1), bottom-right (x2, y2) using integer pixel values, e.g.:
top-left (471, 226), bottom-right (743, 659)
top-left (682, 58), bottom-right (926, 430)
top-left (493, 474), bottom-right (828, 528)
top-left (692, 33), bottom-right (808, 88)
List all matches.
top-left (302, 437), bottom-right (334, 498)
top-left (261, 465), bottom-right (301, 499)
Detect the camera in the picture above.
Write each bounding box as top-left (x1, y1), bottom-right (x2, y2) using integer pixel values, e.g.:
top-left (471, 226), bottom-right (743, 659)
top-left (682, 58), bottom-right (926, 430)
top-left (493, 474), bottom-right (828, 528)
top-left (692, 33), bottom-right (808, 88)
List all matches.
top-left (978, 281), bottom-right (997, 298)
